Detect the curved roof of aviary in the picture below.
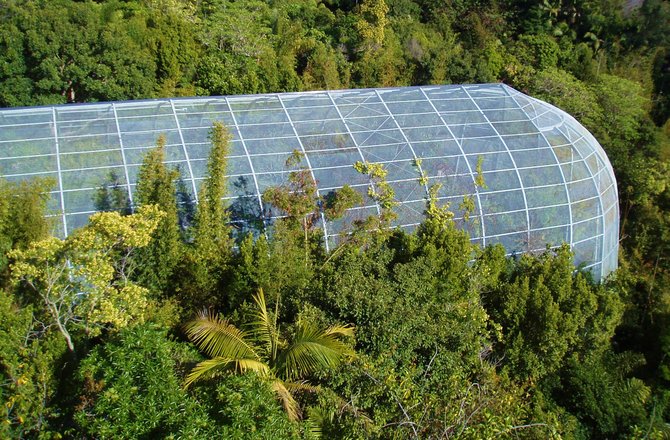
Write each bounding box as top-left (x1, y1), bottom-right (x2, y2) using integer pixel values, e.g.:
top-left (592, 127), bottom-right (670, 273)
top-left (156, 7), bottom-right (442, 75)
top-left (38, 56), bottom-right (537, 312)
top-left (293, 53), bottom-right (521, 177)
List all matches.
top-left (0, 84), bottom-right (619, 279)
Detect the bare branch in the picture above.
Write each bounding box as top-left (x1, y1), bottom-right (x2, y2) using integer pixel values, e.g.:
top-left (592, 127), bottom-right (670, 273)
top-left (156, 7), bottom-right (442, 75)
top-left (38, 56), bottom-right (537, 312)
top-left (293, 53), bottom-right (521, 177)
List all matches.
top-left (363, 370), bottom-right (420, 439)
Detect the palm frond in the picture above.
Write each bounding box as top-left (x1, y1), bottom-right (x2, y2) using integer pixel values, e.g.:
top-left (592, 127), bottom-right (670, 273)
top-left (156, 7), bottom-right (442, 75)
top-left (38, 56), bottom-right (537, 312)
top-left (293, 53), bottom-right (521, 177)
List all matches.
top-left (277, 321), bottom-right (354, 380)
top-left (271, 379), bottom-right (301, 421)
top-left (324, 324), bottom-right (355, 338)
top-left (184, 357), bottom-right (269, 389)
top-left (284, 379), bottom-right (321, 394)
top-left (183, 357), bottom-right (231, 389)
top-left (184, 309), bottom-right (258, 360)
top-left (233, 358), bottom-right (271, 375)
top-left (303, 407), bottom-right (326, 439)
top-left (251, 288), bottom-right (281, 361)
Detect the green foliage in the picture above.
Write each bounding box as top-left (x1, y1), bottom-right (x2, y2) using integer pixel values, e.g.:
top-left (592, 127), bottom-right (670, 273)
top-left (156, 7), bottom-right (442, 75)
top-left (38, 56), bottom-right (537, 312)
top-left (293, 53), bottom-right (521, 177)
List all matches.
top-left (592, 74), bottom-right (649, 152)
top-left (530, 68), bottom-right (603, 129)
top-left (197, 374), bottom-right (300, 439)
top-left (263, 151), bottom-right (319, 230)
top-left (314, 226), bottom-right (568, 438)
top-left (515, 34), bottom-right (561, 70)
top-left (0, 178), bottom-right (64, 436)
top-left (10, 206), bottom-right (164, 351)
top-left (193, 123), bottom-right (234, 258)
top-left (484, 245), bottom-right (623, 381)
top-left (229, 226), bottom-right (316, 318)
top-left (0, 0), bottom-right (163, 105)
top-left (459, 194), bottom-right (477, 223)
top-left (353, 160), bottom-right (398, 225)
top-left (0, 289), bottom-right (66, 438)
top-left (652, 49), bottom-right (670, 126)
top-left (319, 222), bottom-right (481, 375)
top-left (184, 288), bottom-right (354, 421)
top-left (561, 42), bottom-right (598, 82)
top-left (474, 155), bottom-right (487, 190)
top-left (353, 30), bottom-right (412, 87)
top-left (323, 185), bottom-right (364, 221)
top-left (194, 0), bottom-right (290, 95)
top-left (175, 170), bottom-right (196, 234)
top-left (198, 122), bottom-right (234, 240)
top-left (424, 183), bottom-right (454, 227)
top-left (553, 351), bottom-right (653, 439)
top-left (301, 43), bottom-right (348, 90)
top-left (133, 135), bottom-right (183, 295)
top-left (0, 19), bottom-right (32, 106)
top-left (0, 178), bottom-right (53, 277)
top-left (182, 122), bottom-right (234, 309)
top-left (262, 151), bottom-right (363, 271)
top-left (94, 171), bottom-right (131, 215)
top-left (0, 0), bottom-right (661, 103)
top-left (321, 355), bottom-right (557, 439)
top-left (2, 0), bottom-right (670, 437)
top-left (530, 65), bottom-right (670, 393)
top-left (75, 324), bottom-right (214, 438)
top-left (356, 0), bottom-right (390, 48)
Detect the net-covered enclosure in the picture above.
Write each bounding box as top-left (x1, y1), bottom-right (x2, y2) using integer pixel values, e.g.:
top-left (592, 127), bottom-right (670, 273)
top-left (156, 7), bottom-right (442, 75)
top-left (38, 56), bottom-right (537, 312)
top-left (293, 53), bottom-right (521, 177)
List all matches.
top-left (0, 84), bottom-right (618, 279)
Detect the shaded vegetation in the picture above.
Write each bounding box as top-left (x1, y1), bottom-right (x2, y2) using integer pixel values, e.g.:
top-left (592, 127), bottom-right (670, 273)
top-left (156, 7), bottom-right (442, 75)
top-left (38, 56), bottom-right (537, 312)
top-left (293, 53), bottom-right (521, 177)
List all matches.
top-left (1, 0), bottom-right (670, 438)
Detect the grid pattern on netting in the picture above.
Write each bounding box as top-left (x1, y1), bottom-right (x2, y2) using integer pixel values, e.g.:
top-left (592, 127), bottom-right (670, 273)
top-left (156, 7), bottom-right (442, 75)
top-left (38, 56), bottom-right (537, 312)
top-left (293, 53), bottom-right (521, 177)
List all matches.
top-left (0, 84), bottom-right (619, 279)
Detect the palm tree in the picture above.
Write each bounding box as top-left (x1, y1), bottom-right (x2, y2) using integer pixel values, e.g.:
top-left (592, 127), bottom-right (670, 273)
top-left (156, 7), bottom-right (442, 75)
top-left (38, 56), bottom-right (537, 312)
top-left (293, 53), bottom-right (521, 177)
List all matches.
top-left (183, 288), bottom-right (354, 420)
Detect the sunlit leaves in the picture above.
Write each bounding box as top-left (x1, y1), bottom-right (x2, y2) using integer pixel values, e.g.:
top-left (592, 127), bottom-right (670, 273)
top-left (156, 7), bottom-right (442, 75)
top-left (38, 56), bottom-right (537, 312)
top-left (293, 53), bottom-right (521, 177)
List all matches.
top-left (9, 206), bottom-right (164, 350)
top-left (184, 310), bottom-right (259, 362)
top-left (184, 288), bottom-right (354, 420)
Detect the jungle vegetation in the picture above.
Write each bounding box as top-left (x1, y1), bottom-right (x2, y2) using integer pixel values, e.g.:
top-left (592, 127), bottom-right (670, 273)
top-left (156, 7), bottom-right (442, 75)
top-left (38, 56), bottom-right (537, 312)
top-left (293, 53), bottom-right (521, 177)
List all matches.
top-left (1, 0), bottom-right (670, 438)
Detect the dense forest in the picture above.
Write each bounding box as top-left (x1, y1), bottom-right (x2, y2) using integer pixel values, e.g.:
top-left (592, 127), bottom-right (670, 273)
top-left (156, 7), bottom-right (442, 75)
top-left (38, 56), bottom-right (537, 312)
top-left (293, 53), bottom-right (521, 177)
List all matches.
top-left (1, 0), bottom-right (670, 438)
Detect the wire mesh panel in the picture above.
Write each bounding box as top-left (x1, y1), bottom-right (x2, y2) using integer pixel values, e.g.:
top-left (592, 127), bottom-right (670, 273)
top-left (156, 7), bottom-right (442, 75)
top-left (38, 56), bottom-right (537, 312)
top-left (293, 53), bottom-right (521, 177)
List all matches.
top-left (0, 84), bottom-right (619, 279)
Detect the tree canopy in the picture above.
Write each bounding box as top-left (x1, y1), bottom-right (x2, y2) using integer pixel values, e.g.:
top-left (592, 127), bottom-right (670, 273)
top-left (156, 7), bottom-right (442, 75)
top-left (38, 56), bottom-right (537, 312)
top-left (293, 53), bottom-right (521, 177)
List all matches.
top-left (1, 0), bottom-right (670, 437)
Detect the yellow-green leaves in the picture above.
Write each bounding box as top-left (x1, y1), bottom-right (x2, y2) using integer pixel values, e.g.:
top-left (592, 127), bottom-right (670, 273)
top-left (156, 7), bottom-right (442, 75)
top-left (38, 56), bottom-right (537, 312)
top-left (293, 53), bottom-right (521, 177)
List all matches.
top-left (9, 206), bottom-right (163, 351)
top-left (425, 183), bottom-right (454, 228)
top-left (86, 284), bottom-right (150, 332)
top-left (474, 156), bottom-right (488, 190)
top-left (413, 158), bottom-right (429, 187)
top-left (356, 0), bottom-right (389, 48)
top-left (353, 160), bottom-right (398, 224)
top-left (9, 237), bottom-right (63, 281)
top-left (72, 205), bottom-right (164, 250)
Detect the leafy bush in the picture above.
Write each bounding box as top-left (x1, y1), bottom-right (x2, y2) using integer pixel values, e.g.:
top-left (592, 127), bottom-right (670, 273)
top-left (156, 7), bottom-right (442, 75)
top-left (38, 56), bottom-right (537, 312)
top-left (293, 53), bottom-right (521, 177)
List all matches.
top-left (74, 325), bottom-right (213, 438)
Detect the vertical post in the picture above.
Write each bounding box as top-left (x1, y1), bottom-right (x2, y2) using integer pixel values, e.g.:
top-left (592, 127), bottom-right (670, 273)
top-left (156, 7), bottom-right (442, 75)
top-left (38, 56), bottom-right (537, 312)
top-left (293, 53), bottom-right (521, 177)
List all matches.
top-left (504, 85), bottom-right (574, 248)
top-left (419, 87), bottom-right (487, 245)
top-left (326, 90), bottom-right (382, 220)
top-left (170, 99), bottom-right (199, 203)
top-left (51, 108), bottom-right (68, 237)
top-left (112, 103), bottom-right (134, 211)
top-left (463, 85), bottom-right (531, 248)
top-left (225, 97), bottom-right (268, 235)
top-left (277, 94), bottom-right (330, 252)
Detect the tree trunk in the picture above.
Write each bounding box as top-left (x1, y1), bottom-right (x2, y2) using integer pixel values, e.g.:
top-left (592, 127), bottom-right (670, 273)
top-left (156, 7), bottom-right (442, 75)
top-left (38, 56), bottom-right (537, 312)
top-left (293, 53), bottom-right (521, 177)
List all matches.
top-left (46, 299), bottom-right (75, 352)
top-left (56, 318), bottom-right (75, 352)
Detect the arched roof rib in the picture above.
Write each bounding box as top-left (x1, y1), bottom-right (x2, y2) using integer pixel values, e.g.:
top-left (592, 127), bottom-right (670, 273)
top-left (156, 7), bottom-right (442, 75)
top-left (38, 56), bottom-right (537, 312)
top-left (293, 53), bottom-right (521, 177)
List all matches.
top-left (0, 84), bottom-right (619, 279)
